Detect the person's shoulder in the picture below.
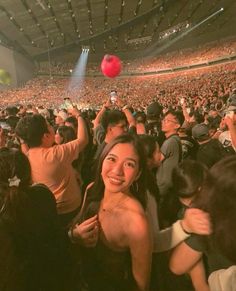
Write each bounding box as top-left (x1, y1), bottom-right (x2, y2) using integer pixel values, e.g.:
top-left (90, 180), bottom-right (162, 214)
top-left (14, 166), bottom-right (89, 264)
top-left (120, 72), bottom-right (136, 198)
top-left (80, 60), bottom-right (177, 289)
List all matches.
top-left (29, 183), bottom-right (55, 202)
top-left (122, 198), bottom-right (148, 237)
top-left (46, 140), bottom-right (80, 158)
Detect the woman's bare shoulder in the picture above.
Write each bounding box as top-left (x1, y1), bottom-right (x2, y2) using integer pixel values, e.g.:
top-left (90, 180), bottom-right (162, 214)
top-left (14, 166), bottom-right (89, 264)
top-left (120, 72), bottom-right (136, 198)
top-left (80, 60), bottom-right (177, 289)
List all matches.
top-left (121, 197), bottom-right (149, 239)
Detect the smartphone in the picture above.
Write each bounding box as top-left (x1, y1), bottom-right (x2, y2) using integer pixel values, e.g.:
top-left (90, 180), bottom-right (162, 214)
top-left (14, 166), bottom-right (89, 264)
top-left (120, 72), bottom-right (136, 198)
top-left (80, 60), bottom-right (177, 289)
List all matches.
top-left (110, 91), bottom-right (117, 104)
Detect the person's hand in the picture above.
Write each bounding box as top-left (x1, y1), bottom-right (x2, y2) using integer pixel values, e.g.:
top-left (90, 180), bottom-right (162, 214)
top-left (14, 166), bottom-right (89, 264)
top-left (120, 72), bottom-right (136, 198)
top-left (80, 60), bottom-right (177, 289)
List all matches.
top-left (116, 95), bottom-right (125, 108)
top-left (104, 97), bottom-right (112, 109)
top-left (68, 106), bottom-right (81, 118)
top-left (71, 214), bottom-right (99, 247)
top-left (181, 208), bottom-right (212, 235)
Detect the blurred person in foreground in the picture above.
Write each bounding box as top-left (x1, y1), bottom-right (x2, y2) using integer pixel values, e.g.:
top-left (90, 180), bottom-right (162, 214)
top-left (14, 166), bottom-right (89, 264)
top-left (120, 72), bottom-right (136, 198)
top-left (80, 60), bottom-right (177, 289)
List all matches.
top-left (170, 156), bottom-right (236, 291)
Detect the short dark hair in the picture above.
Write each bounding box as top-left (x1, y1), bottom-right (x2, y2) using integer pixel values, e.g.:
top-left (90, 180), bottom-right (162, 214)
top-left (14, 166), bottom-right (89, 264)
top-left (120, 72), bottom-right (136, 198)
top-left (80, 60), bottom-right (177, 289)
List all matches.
top-left (6, 106), bottom-right (18, 116)
top-left (138, 135), bottom-right (157, 159)
top-left (57, 125), bottom-right (76, 144)
top-left (100, 110), bottom-right (128, 132)
top-left (15, 114), bottom-right (49, 148)
top-left (165, 110), bottom-right (184, 127)
top-left (65, 116), bottom-right (78, 129)
top-left (172, 160), bottom-right (208, 199)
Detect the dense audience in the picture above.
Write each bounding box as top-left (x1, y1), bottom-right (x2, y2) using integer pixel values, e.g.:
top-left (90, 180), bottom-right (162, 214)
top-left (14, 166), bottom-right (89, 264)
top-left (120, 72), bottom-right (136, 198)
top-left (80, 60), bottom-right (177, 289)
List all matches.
top-left (37, 38), bottom-right (236, 76)
top-left (0, 40), bottom-right (236, 291)
top-left (0, 62), bottom-right (235, 110)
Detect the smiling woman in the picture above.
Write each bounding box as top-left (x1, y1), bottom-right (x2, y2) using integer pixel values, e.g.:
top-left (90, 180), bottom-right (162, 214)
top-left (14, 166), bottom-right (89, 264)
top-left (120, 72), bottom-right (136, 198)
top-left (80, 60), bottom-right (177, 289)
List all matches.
top-left (74, 134), bottom-right (152, 291)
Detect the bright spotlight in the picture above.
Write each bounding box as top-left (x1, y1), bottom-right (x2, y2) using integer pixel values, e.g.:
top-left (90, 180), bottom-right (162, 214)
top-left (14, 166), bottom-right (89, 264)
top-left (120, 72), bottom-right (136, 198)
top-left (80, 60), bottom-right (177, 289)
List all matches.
top-left (220, 7), bottom-right (224, 11)
top-left (82, 45), bottom-right (90, 52)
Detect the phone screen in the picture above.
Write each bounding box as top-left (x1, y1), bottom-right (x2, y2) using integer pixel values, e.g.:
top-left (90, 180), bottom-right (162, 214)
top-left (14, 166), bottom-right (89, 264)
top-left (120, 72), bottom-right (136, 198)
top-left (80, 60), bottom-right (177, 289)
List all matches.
top-left (110, 91), bottom-right (117, 104)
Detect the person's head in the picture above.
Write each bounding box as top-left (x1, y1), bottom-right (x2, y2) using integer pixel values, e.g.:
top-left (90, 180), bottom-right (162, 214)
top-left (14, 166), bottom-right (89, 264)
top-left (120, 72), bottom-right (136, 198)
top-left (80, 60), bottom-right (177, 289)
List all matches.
top-left (55, 125), bottom-right (76, 145)
top-left (92, 134), bottom-right (147, 209)
top-left (5, 106), bottom-right (18, 117)
top-left (172, 160), bottom-right (208, 204)
top-left (198, 156), bottom-right (236, 263)
top-left (65, 116), bottom-right (78, 131)
top-left (0, 148), bottom-right (31, 218)
top-left (101, 110), bottom-right (128, 142)
top-left (55, 110), bottom-right (68, 126)
top-left (15, 114), bottom-right (55, 148)
top-left (146, 102), bottom-right (162, 121)
top-left (139, 135), bottom-right (162, 169)
top-left (189, 111), bottom-right (204, 124)
top-left (161, 110), bottom-right (184, 136)
top-left (192, 123), bottom-right (210, 143)
top-left (134, 111), bottom-right (146, 124)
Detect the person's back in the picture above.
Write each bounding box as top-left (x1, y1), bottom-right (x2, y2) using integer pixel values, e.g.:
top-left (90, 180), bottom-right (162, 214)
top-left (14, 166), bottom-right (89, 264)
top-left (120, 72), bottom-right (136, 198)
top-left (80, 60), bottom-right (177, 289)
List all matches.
top-left (27, 143), bottom-right (82, 214)
top-left (192, 123), bottom-right (227, 168)
top-left (15, 113), bottom-right (88, 224)
top-left (196, 138), bottom-right (226, 168)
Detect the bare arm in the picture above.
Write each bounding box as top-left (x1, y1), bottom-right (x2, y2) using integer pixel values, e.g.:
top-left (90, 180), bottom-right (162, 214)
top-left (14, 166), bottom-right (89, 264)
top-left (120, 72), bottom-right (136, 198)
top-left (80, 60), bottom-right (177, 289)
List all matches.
top-left (169, 241), bottom-right (202, 275)
top-left (128, 215), bottom-right (152, 291)
top-left (181, 102), bottom-right (191, 123)
top-left (93, 98), bottom-right (111, 129)
top-left (116, 96), bottom-right (136, 127)
top-left (76, 115), bottom-right (88, 151)
top-left (189, 259), bottom-right (209, 291)
top-left (69, 107), bottom-right (88, 151)
top-left (225, 116), bottom-right (236, 150)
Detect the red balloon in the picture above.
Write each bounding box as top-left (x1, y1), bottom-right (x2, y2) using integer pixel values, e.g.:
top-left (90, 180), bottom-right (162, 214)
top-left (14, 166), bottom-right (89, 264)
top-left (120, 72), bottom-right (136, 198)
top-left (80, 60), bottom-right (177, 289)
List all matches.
top-left (101, 54), bottom-right (122, 78)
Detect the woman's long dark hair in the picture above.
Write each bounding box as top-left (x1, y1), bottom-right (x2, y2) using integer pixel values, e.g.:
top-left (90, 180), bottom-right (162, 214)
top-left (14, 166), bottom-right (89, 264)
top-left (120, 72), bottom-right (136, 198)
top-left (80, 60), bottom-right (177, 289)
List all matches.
top-left (0, 147), bottom-right (32, 230)
top-left (83, 134), bottom-right (148, 217)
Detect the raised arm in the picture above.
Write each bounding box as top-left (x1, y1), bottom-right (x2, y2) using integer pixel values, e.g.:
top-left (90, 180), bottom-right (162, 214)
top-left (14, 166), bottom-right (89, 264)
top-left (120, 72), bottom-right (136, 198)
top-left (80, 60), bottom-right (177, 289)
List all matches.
top-left (224, 116), bottom-right (236, 150)
top-left (93, 98), bottom-right (111, 129)
top-left (70, 107), bottom-right (88, 151)
top-left (116, 96), bottom-right (136, 128)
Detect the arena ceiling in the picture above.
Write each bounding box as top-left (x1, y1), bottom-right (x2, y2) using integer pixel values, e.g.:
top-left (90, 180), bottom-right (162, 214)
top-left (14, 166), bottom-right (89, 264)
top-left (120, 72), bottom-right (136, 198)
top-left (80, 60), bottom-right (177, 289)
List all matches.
top-left (0, 0), bottom-right (235, 62)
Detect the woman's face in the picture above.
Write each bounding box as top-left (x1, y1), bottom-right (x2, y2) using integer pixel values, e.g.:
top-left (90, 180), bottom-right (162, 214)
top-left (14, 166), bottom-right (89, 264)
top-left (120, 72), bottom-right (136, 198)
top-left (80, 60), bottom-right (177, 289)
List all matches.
top-left (55, 130), bottom-right (63, 145)
top-left (101, 143), bottom-right (140, 194)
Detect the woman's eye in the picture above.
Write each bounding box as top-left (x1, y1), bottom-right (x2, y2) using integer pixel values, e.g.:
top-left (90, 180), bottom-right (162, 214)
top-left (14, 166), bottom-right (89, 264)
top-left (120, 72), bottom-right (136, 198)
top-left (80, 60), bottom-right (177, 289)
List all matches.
top-left (106, 156), bottom-right (115, 162)
top-left (124, 161), bottom-right (136, 168)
